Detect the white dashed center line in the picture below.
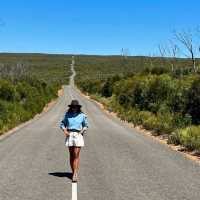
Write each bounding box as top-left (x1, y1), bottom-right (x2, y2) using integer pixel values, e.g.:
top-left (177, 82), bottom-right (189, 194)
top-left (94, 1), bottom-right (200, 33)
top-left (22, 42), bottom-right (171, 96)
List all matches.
top-left (72, 182), bottom-right (77, 200)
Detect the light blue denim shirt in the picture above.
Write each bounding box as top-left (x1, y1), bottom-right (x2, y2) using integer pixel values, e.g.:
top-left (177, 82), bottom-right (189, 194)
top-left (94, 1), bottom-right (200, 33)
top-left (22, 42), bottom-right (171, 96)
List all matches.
top-left (60, 111), bottom-right (89, 131)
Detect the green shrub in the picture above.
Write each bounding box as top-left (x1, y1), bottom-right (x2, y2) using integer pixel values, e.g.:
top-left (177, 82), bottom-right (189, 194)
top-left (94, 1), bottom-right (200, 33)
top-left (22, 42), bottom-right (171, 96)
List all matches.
top-left (0, 100), bottom-right (11, 123)
top-left (78, 80), bottom-right (103, 94)
top-left (0, 79), bottom-right (16, 101)
top-left (125, 109), bottom-right (139, 124)
top-left (101, 76), bottom-right (121, 97)
top-left (155, 112), bottom-right (174, 134)
top-left (146, 75), bottom-right (175, 111)
top-left (131, 80), bottom-right (149, 110)
top-left (150, 66), bottom-right (170, 75)
top-left (168, 131), bottom-right (181, 145)
top-left (172, 113), bottom-right (192, 129)
top-left (168, 126), bottom-right (200, 152)
top-left (118, 93), bottom-right (130, 107)
top-left (143, 114), bottom-right (159, 131)
top-left (180, 126), bottom-right (200, 151)
top-left (137, 111), bottom-right (152, 125)
top-left (187, 77), bottom-right (200, 124)
top-left (101, 79), bottom-right (113, 97)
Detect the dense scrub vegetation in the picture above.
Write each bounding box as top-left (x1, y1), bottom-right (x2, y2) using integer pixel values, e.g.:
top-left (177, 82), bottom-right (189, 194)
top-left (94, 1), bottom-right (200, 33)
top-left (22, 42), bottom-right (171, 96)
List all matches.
top-left (74, 55), bottom-right (198, 83)
top-left (74, 55), bottom-right (200, 153)
top-left (0, 53), bottom-right (71, 135)
top-left (0, 53), bottom-right (72, 84)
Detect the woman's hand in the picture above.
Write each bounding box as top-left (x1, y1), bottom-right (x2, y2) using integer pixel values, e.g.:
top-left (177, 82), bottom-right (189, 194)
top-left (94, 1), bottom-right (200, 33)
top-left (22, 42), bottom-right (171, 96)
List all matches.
top-left (81, 127), bottom-right (87, 136)
top-left (63, 129), bottom-right (70, 137)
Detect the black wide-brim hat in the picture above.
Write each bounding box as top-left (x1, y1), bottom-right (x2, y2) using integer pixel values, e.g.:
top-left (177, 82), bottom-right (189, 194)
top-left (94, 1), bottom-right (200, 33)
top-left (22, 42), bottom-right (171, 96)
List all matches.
top-left (68, 99), bottom-right (82, 107)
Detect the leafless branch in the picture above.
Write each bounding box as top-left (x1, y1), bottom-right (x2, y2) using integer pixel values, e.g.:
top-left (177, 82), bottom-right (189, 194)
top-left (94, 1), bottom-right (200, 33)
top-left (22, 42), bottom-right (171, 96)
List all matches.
top-left (174, 29), bottom-right (196, 72)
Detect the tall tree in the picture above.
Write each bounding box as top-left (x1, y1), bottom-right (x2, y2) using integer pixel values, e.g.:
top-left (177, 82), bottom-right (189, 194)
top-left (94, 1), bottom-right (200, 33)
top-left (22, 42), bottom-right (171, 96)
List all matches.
top-left (174, 30), bottom-right (197, 72)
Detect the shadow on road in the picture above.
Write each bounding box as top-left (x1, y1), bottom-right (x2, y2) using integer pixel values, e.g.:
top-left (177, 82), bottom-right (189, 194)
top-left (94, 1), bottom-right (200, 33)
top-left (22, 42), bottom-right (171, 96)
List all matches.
top-left (48, 172), bottom-right (72, 180)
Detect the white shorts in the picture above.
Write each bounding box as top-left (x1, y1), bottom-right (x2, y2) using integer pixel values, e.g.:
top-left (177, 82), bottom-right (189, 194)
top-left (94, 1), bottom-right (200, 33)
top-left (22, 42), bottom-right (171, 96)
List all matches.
top-left (65, 131), bottom-right (84, 147)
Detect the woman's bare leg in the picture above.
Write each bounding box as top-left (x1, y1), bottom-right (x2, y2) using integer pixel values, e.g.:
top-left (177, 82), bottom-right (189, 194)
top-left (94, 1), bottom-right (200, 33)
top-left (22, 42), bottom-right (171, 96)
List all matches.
top-left (73, 147), bottom-right (81, 175)
top-left (69, 147), bottom-right (74, 174)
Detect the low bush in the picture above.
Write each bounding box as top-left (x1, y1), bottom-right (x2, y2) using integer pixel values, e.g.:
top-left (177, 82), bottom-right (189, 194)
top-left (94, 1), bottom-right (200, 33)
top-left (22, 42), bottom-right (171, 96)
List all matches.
top-left (168, 126), bottom-right (200, 152)
top-left (143, 114), bottom-right (159, 131)
top-left (187, 77), bottom-right (200, 124)
top-left (0, 79), bottom-right (16, 101)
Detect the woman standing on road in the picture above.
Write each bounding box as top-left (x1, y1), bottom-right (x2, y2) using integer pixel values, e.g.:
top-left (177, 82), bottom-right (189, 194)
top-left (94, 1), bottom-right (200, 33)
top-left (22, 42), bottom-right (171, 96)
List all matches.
top-left (60, 99), bottom-right (89, 182)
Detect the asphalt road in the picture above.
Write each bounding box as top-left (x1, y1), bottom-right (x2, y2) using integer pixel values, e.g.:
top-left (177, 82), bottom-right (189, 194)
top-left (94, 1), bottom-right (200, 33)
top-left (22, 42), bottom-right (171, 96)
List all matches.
top-left (1, 62), bottom-right (200, 200)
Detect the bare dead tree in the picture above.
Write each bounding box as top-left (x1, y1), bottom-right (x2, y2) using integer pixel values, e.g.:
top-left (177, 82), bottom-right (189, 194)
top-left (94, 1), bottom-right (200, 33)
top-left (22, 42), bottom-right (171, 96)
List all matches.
top-left (0, 63), bottom-right (30, 82)
top-left (158, 40), bottom-right (180, 72)
top-left (158, 44), bottom-right (168, 68)
top-left (158, 44), bottom-right (167, 57)
top-left (174, 30), bottom-right (197, 72)
top-left (167, 40), bottom-right (180, 72)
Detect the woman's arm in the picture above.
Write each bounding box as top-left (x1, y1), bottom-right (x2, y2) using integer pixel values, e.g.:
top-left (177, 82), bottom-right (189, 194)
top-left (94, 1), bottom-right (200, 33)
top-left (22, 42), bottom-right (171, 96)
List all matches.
top-left (82, 114), bottom-right (89, 128)
top-left (81, 114), bottom-right (89, 135)
top-left (60, 112), bottom-right (70, 136)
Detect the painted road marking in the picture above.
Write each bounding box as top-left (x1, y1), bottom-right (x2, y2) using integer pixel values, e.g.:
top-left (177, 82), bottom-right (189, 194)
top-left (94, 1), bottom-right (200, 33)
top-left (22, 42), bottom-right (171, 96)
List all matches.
top-left (72, 182), bottom-right (77, 200)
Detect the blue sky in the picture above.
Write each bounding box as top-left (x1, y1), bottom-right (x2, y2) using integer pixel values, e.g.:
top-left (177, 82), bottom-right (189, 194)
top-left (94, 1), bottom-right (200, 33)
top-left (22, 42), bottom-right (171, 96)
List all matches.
top-left (0, 0), bottom-right (199, 55)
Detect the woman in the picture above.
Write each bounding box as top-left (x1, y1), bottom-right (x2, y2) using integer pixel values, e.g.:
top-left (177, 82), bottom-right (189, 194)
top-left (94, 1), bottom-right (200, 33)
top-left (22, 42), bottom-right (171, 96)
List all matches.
top-left (60, 99), bottom-right (89, 182)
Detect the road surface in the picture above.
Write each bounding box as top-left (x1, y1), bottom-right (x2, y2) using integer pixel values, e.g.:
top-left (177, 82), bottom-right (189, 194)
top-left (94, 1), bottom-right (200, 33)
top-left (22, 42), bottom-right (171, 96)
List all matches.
top-left (0, 61), bottom-right (200, 200)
